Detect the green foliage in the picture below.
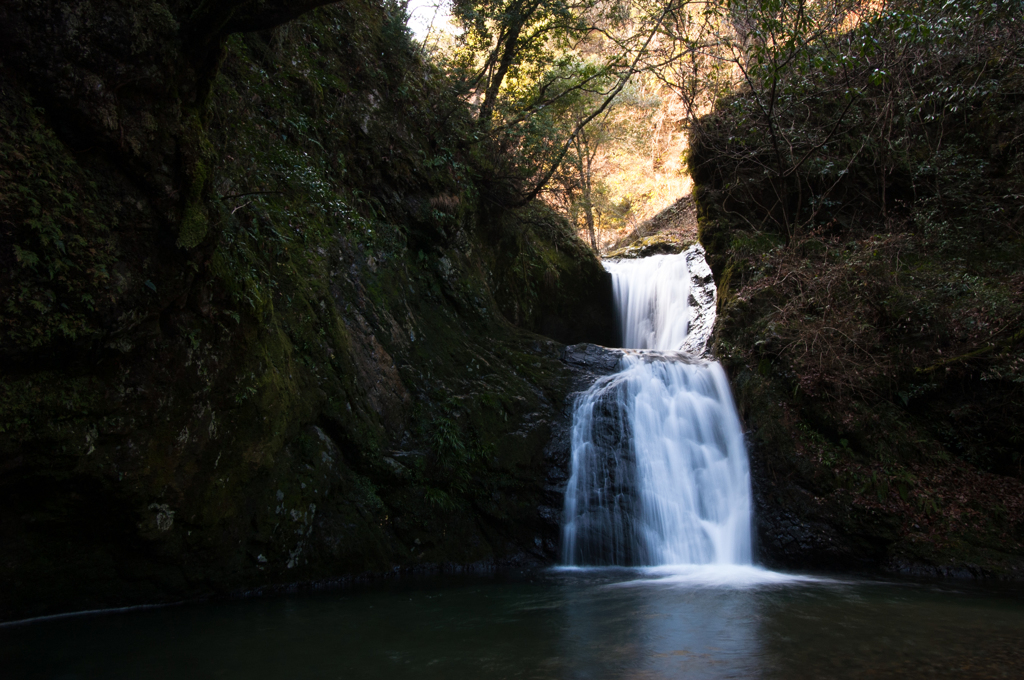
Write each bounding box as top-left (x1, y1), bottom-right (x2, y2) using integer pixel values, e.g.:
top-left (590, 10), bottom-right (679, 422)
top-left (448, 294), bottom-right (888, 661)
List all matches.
top-left (448, 0), bottom-right (599, 119)
top-left (436, 0), bottom-right (669, 208)
top-left (688, 0), bottom-right (1024, 244)
top-left (0, 87), bottom-right (116, 348)
top-left (432, 408), bottom-right (469, 469)
top-left (424, 486), bottom-right (459, 511)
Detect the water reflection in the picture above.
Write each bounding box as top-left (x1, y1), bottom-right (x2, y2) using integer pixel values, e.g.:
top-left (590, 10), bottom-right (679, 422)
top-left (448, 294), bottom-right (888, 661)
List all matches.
top-left (558, 566), bottom-right (810, 679)
top-left (2, 570), bottom-right (1023, 679)
top-left (754, 580), bottom-right (1024, 679)
top-left (565, 579), bottom-right (762, 679)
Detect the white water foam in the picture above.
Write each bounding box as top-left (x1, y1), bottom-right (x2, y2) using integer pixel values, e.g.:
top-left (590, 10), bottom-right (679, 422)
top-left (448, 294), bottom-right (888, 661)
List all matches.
top-left (551, 564), bottom-right (824, 588)
top-left (605, 254), bottom-right (694, 351)
top-left (623, 564), bottom-right (824, 588)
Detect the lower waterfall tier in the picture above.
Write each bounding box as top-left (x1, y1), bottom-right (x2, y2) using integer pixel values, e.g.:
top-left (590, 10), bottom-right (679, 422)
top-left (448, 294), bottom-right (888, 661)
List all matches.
top-left (561, 353), bottom-right (752, 567)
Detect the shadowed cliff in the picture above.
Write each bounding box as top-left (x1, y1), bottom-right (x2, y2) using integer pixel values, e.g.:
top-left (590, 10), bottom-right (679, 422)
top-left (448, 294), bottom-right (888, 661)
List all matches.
top-left (0, 0), bottom-right (615, 621)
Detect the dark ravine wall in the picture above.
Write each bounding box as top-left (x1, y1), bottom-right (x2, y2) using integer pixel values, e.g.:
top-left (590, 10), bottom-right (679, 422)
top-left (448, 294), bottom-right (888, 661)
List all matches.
top-left (696, 177), bottom-right (1024, 580)
top-left (688, 8), bottom-right (1024, 579)
top-left (0, 1), bottom-right (614, 622)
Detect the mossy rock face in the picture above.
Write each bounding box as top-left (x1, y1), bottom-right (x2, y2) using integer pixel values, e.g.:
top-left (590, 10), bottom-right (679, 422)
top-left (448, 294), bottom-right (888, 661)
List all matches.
top-left (688, 15), bottom-right (1024, 580)
top-left (700, 221), bottom-right (1024, 581)
top-left (479, 203), bottom-right (616, 346)
top-left (605, 233), bottom-right (695, 260)
top-left (605, 195), bottom-right (698, 257)
top-left (0, 3), bottom-right (614, 621)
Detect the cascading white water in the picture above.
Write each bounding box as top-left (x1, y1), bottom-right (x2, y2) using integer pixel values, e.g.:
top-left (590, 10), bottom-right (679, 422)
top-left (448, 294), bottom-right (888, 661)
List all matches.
top-left (605, 255), bottom-right (693, 351)
top-left (562, 249), bottom-right (753, 567)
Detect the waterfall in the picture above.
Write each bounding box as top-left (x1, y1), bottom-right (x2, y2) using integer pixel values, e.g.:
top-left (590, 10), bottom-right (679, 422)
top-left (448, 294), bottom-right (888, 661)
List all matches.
top-left (561, 248), bottom-right (753, 567)
top-left (605, 255), bottom-right (693, 351)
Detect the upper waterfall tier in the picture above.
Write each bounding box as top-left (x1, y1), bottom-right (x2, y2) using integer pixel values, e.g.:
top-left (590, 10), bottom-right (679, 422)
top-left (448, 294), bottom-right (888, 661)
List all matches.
top-left (604, 245), bottom-right (717, 355)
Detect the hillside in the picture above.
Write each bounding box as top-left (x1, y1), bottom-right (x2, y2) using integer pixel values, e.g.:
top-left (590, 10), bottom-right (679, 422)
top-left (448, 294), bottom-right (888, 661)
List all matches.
top-left (690, 0), bottom-right (1024, 577)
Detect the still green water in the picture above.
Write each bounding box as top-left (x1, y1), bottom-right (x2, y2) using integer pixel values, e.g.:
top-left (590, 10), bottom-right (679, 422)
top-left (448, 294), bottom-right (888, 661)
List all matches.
top-left (3, 566), bottom-right (1023, 679)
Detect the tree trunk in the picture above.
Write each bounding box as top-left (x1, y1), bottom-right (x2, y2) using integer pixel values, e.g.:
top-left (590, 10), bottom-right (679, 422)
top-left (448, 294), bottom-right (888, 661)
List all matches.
top-left (582, 144), bottom-right (597, 251)
top-left (479, 13), bottom-right (525, 122)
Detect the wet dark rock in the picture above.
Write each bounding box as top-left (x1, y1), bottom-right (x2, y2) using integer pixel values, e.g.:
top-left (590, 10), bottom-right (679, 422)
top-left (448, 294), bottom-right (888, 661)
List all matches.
top-left (558, 371), bottom-right (648, 567)
top-left (535, 270), bottom-right (617, 347)
top-left (605, 232), bottom-right (694, 260)
top-left (680, 245), bottom-right (717, 357)
top-left (561, 343), bottom-right (625, 374)
top-left (537, 344), bottom-right (626, 559)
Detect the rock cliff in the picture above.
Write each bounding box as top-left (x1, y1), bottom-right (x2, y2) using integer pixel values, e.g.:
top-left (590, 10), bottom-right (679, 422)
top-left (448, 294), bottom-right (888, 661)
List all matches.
top-left (0, 0), bottom-right (614, 621)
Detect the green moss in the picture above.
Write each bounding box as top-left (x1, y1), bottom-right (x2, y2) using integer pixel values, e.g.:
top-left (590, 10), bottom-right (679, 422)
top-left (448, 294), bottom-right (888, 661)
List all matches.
top-left (177, 194), bottom-right (210, 250)
top-left (0, 84), bottom-right (116, 347)
top-left (176, 109), bottom-right (216, 249)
